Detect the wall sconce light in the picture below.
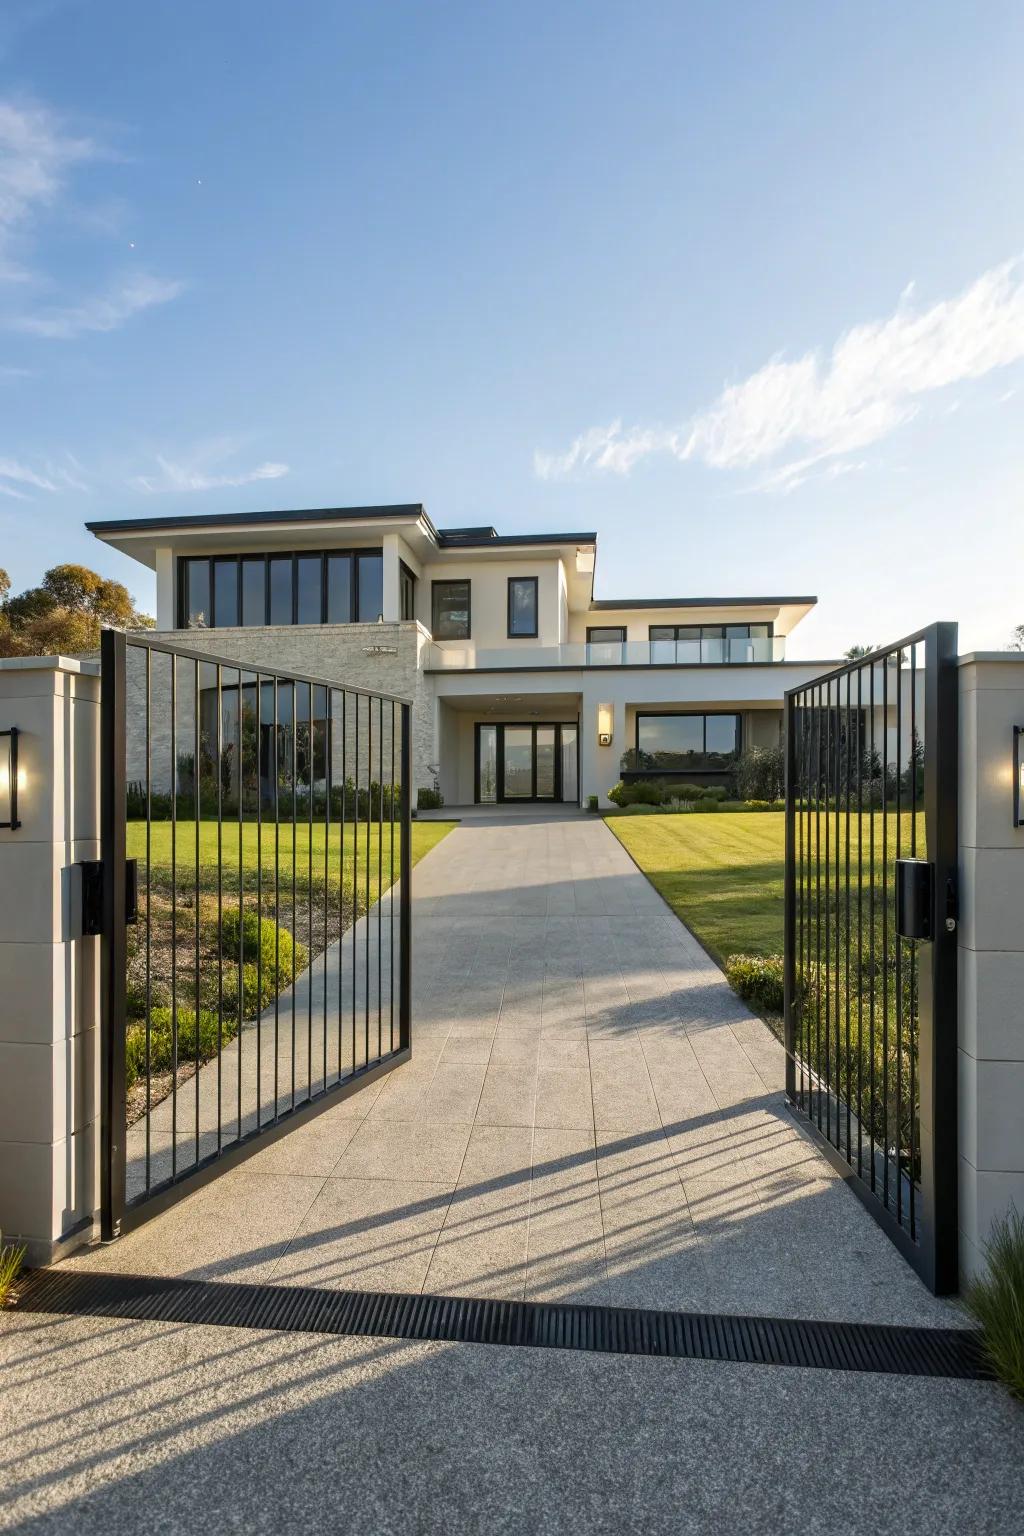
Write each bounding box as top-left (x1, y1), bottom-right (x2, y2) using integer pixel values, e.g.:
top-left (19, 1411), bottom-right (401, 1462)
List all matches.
top-left (1015, 726), bottom-right (1024, 827)
top-left (597, 703), bottom-right (614, 747)
top-left (0, 727), bottom-right (21, 830)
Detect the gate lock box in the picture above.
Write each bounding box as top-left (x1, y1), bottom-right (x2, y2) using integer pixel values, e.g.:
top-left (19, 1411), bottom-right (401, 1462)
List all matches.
top-left (895, 858), bottom-right (934, 941)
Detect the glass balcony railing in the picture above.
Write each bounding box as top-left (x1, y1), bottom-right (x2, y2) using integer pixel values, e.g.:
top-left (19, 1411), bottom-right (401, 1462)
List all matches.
top-left (427, 637), bottom-right (785, 669)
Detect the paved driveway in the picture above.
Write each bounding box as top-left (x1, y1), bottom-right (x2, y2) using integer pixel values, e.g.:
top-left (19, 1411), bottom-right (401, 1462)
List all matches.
top-left (69, 808), bottom-right (954, 1327)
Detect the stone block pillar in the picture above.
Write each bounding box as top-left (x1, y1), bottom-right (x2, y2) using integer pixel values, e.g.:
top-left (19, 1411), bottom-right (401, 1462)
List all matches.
top-left (957, 653), bottom-right (1024, 1281)
top-left (0, 656), bottom-right (101, 1263)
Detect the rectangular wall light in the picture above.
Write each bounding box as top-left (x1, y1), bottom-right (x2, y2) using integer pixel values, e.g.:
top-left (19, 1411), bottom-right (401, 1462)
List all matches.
top-left (0, 727), bottom-right (21, 830)
top-left (597, 703), bottom-right (614, 747)
top-left (1015, 726), bottom-right (1024, 828)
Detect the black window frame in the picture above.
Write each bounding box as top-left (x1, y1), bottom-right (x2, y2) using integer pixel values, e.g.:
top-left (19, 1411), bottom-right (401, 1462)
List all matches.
top-left (587, 625), bottom-right (626, 643)
top-left (431, 579), bottom-right (472, 641)
top-left (507, 576), bottom-right (539, 639)
top-left (176, 548), bottom-right (385, 629)
top-left (647, 622), bottom-right (774, 641)
top-left (633, 710), bottom-right (742, 774)
top-left (399, 561), bottom-right (417, 623)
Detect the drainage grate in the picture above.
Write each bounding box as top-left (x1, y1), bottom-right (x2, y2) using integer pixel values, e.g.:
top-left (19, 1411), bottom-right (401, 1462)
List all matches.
top-left (12, 1268), bottom-right (987, 1381)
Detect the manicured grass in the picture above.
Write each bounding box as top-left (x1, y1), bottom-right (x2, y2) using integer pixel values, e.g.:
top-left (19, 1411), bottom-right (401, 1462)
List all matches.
top-left (607, 809), bottom-right (922, 966)
top-left (128, 817), bottom-right (455, 897)
top-left (608, 811), bottom-right (787, 964)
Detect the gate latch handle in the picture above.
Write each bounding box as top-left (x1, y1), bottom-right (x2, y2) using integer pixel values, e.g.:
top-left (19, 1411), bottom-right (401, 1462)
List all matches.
top-left (78, 859), bottom-right (139, 935)
top-left (944, 875), bottom-right (958, 934)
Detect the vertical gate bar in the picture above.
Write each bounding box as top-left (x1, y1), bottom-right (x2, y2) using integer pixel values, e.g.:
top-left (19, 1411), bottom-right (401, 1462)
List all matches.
top-left (365, 693), bottom-right (372, 1066)
top-left (814, 683), bottom-right (823, 1130)
top-left (171, 652), bottom-right (178, 1178)
top-left (324, 689), bottom-right (331, 1091)
top-left (909, 641), bottom-right (919, 1238)
top-left (881, 650), bottom-right (890, 1210)
top-left (783, 690), bottom-right (797, 1103)
top-left (145, 645), bottom-right (152, 1191)
top-left (869, 655), bottom-right (877, 1190)
top-left (237, 668), bottom-right (244, 1138)
top-left (291, 680), bottom-right (297, 1110)
top-left (100, 629), bottom-right (127, 1241)
top-left (216, 664), bottom-right (224, 1151)
top-left (921, 621), bottom-right (959, 1292)
top-left (378, 695), bottom-right (384, 1064)
top-left (823, 677), bottom-right (832, 1142)
top-left (845, 670), bottom-right (852, 1162)
top-left (390, 698), bottom-right (396, 1054)
top-left (307, 683), bottom-right (314, 1101)
top-left (256, 674), bottom-right (263, 1126)
top-left (856, 663), bottom-right (864, 1180)
top-left (273, 676), bottom-right (280, 1121)
top-left (802, 691), bottom-right (811, 1106)
top-left (400, 701), bottom-right (412, 1051)
top-left (895, 643), bottom-right (904, 1225)
top-left (193, 658), bottom-right (201, 1165)
top-left (340, 690), bottom-right (347, 1078)
top-left (834, 677), bottom-right (842, 1149)
top-left (353, 692), bottom-right (359, 1070)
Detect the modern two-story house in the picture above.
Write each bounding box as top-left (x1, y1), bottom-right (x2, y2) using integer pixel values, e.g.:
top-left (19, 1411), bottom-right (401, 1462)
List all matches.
top-left (88, 503), bottom-right (835, 806)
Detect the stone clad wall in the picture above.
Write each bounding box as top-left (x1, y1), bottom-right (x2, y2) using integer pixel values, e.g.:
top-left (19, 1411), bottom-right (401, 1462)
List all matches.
top-left (123, 621), bottom-right (437, 800)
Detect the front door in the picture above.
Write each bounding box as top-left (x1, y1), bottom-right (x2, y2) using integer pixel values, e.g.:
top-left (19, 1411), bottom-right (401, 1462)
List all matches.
top-left (476, 723), bottom-right (579, 803)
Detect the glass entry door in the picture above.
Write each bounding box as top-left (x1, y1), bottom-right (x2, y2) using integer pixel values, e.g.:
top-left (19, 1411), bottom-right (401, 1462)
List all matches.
top-left (476, 723), bottom-right (579, 803)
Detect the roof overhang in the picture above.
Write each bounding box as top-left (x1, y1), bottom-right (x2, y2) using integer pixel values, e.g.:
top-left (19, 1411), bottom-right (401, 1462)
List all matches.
top-left (86, 504), bottom-right (438, 570)
top-left (588, 595), bottom-right (817, 636)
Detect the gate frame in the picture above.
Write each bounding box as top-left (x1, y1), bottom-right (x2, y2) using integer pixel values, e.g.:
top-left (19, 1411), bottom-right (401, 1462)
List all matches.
top-left (99, 628), bottom-right (414, 1240)
top-left (783, 622), bottom-right (959, 1295)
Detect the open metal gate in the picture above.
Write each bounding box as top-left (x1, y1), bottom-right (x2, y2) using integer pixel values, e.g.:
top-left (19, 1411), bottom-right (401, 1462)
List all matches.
top-left (783, 624), bottom-right (959, 1294)
top-left (98, 629), bottom-right (412, 1237)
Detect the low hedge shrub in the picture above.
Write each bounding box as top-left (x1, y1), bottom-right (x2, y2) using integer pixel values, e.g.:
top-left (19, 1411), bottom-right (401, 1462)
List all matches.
top-left (724, 952), bottom-right (785, 1014)
top-left (964, 1207), bottom-right (1024, 1400)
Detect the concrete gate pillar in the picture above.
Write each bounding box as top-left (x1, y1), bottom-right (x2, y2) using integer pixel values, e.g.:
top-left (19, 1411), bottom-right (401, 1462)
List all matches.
top-left (0, 656), bottom-right (102, 1264)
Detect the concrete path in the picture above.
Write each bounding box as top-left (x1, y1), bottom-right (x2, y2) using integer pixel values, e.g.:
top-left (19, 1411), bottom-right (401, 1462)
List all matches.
top-left (12, 809), bottom-right (1022, 1534)
top-left (72, 809), bottom-right (954, 1326)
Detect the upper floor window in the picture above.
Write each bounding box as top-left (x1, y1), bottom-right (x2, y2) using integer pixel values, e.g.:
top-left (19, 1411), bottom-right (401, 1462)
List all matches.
top-left (586, 625), bottom-right (626, 662)
top-left (432, 579), bottom-right (470, 640)
top-left (399, 562), bottom-right (417, 622)
top-left (507, 577), bottom-right (538, 638)
top-left (649, 622), bottom-right (771, 662)
top-left (179, 550), bottom-right (384, 628)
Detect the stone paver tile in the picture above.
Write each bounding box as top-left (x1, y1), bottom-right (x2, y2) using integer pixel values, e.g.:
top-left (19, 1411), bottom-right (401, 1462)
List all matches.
top-left (589, 1054), bottom-right (661, 1133)
top-left (438, 1034), bottom-right (495, 1066)
top-left (538, 1037), bottom-right (589, 1069)
top-left (242, 1114), bottom-right (363, 1176)
top-left (68, 1170), bottom-right (325, 1283)
top-left (489, 1031), bottom-right (542, 1066)
top-left (333, 1118), bottom-right (473, 1185)
top-left (413, 1062), bottom-right (487, 1124)
top-left (268, 1175), bottom-right (454, 1293)
top-left (526, 1127), bottom-right (605, 1300)
top-left (423, 1125), bottom-right (533, 1299)
top-left (365, 1065), bottom-right (438, 1122)
top-left (534, 1066), bottom-right (594, 1130)
top-left (476, 1063), bottom-right (537, 1127)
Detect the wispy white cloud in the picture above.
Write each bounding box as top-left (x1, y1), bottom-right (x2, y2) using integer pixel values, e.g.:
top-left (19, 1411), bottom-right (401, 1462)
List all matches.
top-left (130, 441), bottom-right (290, 494)
top-left (0, 97), bottom-right (97, 281)
top-left (535, 256), bottom-right (1024, 488)
top-left (0, 452), bottom-right (87, 498)
top-left (11, 272), bottom-right (184, 339)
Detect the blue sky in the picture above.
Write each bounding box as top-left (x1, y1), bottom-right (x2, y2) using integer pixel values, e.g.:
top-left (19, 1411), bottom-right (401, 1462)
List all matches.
top-left (1, 0), bottom-right (1023, 656)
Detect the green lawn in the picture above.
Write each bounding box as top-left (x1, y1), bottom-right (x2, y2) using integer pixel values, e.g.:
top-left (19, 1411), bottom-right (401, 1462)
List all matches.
top-left (608, 812), bottom-right (787, 963)
top-left (127, 816), bottom-right (455, 900)
top-left (607, 808), bottom-right (922, 965)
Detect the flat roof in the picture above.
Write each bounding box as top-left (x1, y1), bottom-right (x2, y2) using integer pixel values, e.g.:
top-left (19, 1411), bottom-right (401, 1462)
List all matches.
top-left (86, 504), bottom-right (598, 550)
top-left (589, 595), bottom-right (817, 610)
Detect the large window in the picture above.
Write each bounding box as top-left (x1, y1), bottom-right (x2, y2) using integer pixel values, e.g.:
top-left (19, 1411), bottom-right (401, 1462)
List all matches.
top-left (432, 579), bottom-right (471, 640)
top-left (179, 550), bottom-right (384, 628)
top-left (635, 712), bottom-right (741, 771)
top-left (649, 622), bottom-right (772, 663)
top-left (507, 577), bottom-right (538, 638)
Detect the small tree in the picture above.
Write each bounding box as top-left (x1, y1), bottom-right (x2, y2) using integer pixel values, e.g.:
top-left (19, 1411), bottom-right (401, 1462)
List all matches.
top-left (844, 642), bottom-right (875, 660)
top-left (1009, 625), bottom-right (1024, 652)
top-left (0, 562), bottom-right (154, 656)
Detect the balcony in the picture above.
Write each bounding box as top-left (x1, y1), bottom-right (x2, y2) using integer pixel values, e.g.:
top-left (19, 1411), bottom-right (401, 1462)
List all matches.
top-left (427, 636), bottom-right (786, 670)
